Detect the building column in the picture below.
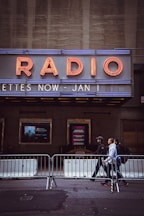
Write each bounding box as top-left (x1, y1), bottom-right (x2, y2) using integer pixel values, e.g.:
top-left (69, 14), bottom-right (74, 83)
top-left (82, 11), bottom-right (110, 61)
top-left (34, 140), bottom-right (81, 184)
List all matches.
top-left (27, 0), bottom-right (36, 48)
top-left (124, 0), bottom-right (137, 62)
top-left (82, 0), bottom-right (90, 49)
top-left (10, 0), bottom-right (16, 47)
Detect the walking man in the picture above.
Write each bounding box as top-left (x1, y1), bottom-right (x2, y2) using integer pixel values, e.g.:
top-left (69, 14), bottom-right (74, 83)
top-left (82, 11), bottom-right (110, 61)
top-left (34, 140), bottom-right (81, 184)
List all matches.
top-left (90, 136), bottom-right (107, 181)
top-left (101, 137), bottom-right (128, 186)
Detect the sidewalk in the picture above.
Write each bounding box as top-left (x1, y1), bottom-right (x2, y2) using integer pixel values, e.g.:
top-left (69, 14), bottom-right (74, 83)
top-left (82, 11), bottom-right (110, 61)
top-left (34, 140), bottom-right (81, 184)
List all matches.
top-left (0, 178), bottom-right (144, 216)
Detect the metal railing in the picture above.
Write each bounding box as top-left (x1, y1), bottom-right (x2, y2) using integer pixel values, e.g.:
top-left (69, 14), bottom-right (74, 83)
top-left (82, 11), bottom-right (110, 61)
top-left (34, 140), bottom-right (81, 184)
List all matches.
top-left (115, 155), bottom-right (144, 179)
top-left (110, 154), bottom-right (144, 192)
top-left (51, 154), bottom-right (114, 191)
top-left (0, 153), bottom-right (144, 192)
top-left (0, 154), bottom-right (51, 190)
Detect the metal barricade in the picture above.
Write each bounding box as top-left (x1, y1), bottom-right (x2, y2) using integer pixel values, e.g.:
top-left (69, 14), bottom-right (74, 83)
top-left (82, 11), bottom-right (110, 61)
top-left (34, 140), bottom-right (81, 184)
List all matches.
top-left (116, 155), bottom-right (144, 180)
top-left (0, 154), bottom-right (51, 190)
top-left (1, 154), bottom-right (143, 192)
top-left (115, 155), bottom-right (144, 192)
top-left (51, 154), bottom-right (114, 191)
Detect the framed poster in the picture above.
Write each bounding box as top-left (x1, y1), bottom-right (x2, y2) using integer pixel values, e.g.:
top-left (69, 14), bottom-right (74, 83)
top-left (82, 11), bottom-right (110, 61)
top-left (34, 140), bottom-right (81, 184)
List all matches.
top-left (19, 118), bottom-right (52, 144)
top-left (67, 119), bottom-right (91, 146)
top-left (0, 118), bottom-right (4, 153)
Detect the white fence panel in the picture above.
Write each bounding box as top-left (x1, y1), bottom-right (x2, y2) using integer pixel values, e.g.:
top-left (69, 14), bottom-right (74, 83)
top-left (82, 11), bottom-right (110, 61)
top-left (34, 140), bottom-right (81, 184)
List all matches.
top-left (64, 158), bottom-right (106, 178)
top-left (0, 159), bottom-right (38, 177)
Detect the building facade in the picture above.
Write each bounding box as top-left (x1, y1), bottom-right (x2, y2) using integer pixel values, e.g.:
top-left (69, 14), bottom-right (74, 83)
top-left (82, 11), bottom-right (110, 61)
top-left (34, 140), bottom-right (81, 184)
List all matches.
top-left (0, 0), bottom-right (144, 155)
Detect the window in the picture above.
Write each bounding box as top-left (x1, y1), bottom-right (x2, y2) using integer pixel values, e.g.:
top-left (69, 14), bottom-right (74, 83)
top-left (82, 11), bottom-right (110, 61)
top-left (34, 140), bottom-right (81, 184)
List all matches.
top-left (122, 120), bottom-right (144, 154)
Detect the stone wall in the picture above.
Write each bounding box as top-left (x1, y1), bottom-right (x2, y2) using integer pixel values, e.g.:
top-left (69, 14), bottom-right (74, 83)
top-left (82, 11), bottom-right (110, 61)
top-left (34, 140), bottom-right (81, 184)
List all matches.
top-left (0, 0), bottom-right (144, 63)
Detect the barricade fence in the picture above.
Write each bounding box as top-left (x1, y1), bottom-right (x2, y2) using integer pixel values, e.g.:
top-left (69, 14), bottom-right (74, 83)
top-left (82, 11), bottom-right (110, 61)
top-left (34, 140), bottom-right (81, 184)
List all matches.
top-left (113, 154), bottom-right (144, 192)
top-left (115, 155), bottom-right (144, 180)
top-left (51, 154), bottom-right (114, 192)
top-left (0, 154), bottom-right (144, 192)
top-left (0, 154), bottom-right (51, 190)
top-left (51, 154), bottom-right (144, 192)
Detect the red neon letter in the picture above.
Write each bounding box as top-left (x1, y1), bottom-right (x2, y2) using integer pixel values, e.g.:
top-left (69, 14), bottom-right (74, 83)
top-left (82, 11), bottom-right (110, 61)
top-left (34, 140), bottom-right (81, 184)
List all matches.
top-left (16, 57), bottom-right (33, 77)
top-left (91, 57), bottom-right (96, 77)
top-left (103, 57), bottom-right (123, 76)
top-left (40, 57), bottom-right (58, 76)
top-left (67, 57), bottom-right (83, 76)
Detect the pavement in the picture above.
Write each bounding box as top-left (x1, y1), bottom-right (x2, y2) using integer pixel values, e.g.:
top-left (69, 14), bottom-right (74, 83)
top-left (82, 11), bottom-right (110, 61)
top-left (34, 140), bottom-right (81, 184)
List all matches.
top-left (0, 178), bottom-right (144, 216)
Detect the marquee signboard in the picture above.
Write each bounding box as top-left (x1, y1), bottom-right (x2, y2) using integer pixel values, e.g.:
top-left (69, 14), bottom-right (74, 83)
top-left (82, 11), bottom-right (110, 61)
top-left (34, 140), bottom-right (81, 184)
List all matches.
top-left (0, 49), bottom-right (132, 97)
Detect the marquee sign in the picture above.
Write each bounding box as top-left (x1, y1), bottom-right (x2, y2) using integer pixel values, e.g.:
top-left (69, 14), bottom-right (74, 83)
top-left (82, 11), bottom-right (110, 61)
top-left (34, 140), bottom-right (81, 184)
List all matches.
top-left (0, 49), bottom-right (132, 97)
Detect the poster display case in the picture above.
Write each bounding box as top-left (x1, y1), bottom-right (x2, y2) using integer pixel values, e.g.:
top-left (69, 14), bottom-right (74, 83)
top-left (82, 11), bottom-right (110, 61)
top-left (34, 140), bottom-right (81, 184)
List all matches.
top-left (67, 119), bottom-right (91, 146)
top-left (19, 118), bottom-right (52, 144)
